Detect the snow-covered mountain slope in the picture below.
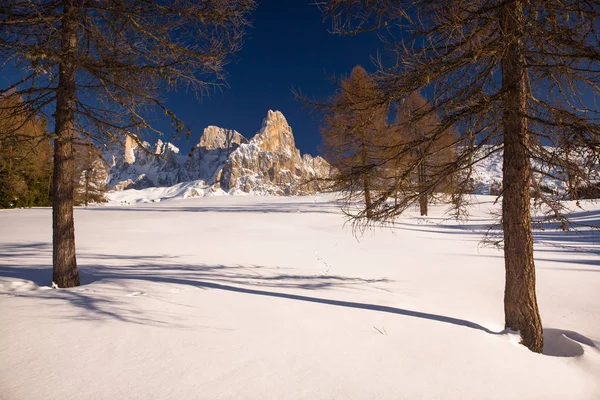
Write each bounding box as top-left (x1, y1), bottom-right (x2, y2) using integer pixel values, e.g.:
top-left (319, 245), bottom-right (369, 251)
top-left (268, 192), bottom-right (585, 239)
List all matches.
top-left (106, 136), bottom-right (190, 190)
top-left (105, 110), bottom-right (332, 202)
top-left (468, 146), bottom-right (599, 195)
top-left (107, 179), bottom-right (228, 204)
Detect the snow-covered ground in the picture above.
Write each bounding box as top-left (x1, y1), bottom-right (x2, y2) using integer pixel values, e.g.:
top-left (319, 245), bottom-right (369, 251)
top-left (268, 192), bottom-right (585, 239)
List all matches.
top-left (106, 179), bottom-right (229, 204)
top-left (1, 194), bottom-right (599, 399)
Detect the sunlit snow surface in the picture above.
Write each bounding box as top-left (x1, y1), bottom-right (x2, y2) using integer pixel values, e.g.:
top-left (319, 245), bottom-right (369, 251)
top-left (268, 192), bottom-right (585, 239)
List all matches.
top-left (1, 194), bottom-right (599, 399)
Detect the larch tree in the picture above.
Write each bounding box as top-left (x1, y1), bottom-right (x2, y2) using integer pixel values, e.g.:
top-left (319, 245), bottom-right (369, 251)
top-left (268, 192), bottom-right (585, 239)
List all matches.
top-left (320, 0), bottom-right (600, 352)
top-left (319, 65), bottom-right (388, 217)
top-left (73, 139), bottom-right (107, 206)
top-left (0, 0), bottom-right (256, 287)
top-left (392, 91), bottom-right (457, 216)
top-left (0, 94), bottom-right (53, 208)
top-left (547, 118), bottom-right (600, 201)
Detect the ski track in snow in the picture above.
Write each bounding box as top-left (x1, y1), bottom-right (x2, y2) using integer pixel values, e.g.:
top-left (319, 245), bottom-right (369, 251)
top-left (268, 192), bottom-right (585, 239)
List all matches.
top-left (0, 194), bottom-right (599, 400)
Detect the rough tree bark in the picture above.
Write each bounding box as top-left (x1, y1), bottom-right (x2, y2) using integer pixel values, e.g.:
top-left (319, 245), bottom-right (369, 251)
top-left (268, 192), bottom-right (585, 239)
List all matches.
top-left (52, 0), bottom-right (80, 288)
top-left (417, 148), bottom-right (427, 216)
top-left (394, 176), bottom-right (399, 207)
top-left (565, 147), bottom-right (578, 201)
top-left (361, 138), bottom-right (373, 217)
top-left (500, 1), bottom-right (543, 353)
top-left (363, 173), bottom-right (373, 217)
top-left (84, 170), bottom-right (89, 207)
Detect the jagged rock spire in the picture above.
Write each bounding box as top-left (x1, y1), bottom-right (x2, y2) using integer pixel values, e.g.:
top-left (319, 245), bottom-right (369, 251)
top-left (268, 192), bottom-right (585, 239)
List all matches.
top-left (251, 110), bottom-right (297, 155)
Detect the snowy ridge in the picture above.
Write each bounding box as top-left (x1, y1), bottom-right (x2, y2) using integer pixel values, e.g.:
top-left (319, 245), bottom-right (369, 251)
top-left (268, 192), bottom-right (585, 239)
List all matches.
top-left (468, 146), bottom-right (599, 195)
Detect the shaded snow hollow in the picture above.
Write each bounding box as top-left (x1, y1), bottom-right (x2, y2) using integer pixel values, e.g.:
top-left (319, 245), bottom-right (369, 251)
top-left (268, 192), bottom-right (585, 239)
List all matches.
top-left (0, 194), bottom-right (599, 399)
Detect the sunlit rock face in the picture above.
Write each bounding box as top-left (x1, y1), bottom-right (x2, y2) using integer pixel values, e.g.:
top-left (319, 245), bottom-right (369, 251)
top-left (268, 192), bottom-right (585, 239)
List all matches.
top-left (197, 126), bottom-right (248, 151)
top-left (220, 110), bottom-right (330, 195)
top-left (186, 126), bottom-right (249, 185)
top-left (106, 136), bottom-right (190, 190)
top-left (252, 110), bottom-right (297, 155)
top-left (106, 110), bottom-right (332, 196)
top-left (123, 135), bottom-right (138, 165)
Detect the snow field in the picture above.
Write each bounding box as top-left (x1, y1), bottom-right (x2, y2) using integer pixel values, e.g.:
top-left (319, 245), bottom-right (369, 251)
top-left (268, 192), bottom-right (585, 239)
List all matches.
top-left (0, 194), bottom-right (599, 399)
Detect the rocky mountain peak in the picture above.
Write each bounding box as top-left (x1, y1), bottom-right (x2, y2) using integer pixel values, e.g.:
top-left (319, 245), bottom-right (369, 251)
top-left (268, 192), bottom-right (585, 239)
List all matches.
top-left (251, 110), bottom-right (296, 155)
top-left (154, 139), bottom-right (180, 155)
top-left (198, 126), bottom-right (248, 151)
top-left (124, 135), bottom-right (138, 164)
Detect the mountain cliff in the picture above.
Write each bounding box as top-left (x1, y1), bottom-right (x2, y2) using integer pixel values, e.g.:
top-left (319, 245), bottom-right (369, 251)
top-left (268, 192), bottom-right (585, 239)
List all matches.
top-left (106, 110), bottom-right (333, 200)
top-left (220, 110), bottom-right (331, 195)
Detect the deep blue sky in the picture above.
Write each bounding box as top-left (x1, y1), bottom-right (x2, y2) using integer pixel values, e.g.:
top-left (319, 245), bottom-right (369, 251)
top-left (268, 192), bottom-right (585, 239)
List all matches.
top-left (0, 1), bottom-right (382, 156)
top-left (154, 0), bottom-right (382, 156)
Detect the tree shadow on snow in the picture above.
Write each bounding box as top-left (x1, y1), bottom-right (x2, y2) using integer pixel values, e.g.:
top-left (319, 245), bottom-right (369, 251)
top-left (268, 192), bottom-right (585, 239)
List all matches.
top-left (389, 209), bottom-right (600, 263)
top-left (543, 328), bottom-right (598, 357)
top-left (1, 242), bottom-right (597, 357)
top-left (0, 242), bottom-right (504, 336)
top-left (91, 200), bottom-right (343, 215)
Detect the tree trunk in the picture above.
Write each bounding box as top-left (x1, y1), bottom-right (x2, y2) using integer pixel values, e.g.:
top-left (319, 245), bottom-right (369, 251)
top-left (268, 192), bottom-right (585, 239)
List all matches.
top-left (567, 173), bottom-right (577, 201)
top-left (565, 147), bottom-right (578, 201)
top-left (394, 176), bottom-right (399, 207)
top-left (52, 0), bottom-right (80, 288)
top-left (500, 1), bottom-right (543, 353)
top-left (363, 175), bottom-right (373, 217)
top-left (419, 194), bottom-right (427, 216)
top-left (84, 170), bottom-right (89, 206)
top-left (418, 148), bottom-right (428, 216)
top-left (361, 141), bottom-right (373, 218)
